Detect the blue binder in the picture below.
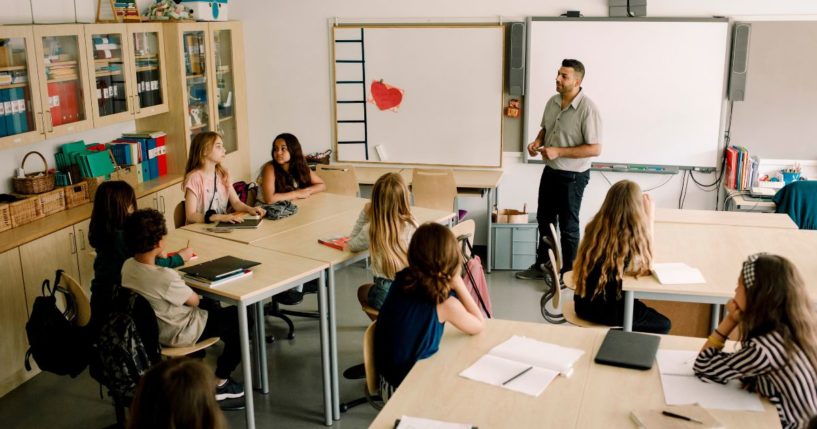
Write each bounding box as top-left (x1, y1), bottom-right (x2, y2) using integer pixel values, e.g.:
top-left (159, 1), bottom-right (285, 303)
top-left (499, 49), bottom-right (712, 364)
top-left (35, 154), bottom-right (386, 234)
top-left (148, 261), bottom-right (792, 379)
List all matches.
top-left (1, 89), bottom-right (12, 135)
top-left (14, 88), bottom-right (28, 133)
top-left (0, 89), bottom-right (7, 136)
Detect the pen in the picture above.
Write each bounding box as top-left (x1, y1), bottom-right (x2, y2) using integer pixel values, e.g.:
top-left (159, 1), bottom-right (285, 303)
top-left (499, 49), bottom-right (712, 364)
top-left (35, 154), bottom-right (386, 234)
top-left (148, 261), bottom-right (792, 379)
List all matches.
top-left (186, 240), bottom-right (190, 248)
top-left (662, 410), bottom-right (703, 424)
top-left (501, 366), bottom-right (533, 386)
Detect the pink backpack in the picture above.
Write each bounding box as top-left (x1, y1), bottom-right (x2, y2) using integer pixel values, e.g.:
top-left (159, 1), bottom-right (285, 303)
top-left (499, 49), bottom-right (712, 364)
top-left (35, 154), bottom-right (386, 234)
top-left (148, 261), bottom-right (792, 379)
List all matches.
top-left (459, 237), bottom-right (492, 318)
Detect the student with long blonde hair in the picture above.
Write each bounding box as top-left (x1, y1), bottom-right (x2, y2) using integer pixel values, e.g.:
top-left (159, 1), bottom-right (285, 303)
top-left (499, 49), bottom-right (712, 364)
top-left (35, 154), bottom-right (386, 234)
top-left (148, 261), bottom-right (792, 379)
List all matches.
top-left (695, 254), bottom-right (817, 429)
top-left (572, 180), bottom-right (670, 333)
top-left (375, 223), bottom-right (485, 395)
top-left (183, 131), bottom-right (265, 224)
top-left (348, 172), bottom-right (418, 311)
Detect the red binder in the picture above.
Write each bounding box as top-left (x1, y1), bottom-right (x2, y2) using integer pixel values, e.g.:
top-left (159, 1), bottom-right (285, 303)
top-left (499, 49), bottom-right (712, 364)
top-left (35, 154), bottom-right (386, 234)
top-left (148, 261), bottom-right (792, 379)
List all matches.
top-left (47, 82), bottom-right (63, 126)
top-left (154, 132), bottom-right (167, 176)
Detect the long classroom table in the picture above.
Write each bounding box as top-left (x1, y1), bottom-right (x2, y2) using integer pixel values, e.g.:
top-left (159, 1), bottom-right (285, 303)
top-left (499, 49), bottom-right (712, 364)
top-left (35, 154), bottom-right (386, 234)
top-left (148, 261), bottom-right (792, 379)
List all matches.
top-left (369, 319), bottom-right (780, 429)
top-left (165, 229), bottom-right (330, 429)
top-left (354, 166), bottom-right (503, 272)
top-left (622, 223), bottom-right (817, 332)
top-left (655, 207), bottom-right (796, 229)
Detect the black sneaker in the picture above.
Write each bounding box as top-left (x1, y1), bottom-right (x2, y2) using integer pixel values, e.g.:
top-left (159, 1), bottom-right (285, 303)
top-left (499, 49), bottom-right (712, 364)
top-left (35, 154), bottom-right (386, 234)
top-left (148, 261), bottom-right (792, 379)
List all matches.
top-left (216, 378), bottom-right (245, 401)
top-left (515, 263), bottom-right (545, 280)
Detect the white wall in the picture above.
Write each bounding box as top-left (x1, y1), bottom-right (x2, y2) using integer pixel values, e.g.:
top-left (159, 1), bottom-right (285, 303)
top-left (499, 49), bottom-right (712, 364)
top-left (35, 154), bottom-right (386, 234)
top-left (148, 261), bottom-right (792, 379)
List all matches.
top-left (4, 0), bottom-right (817, 242)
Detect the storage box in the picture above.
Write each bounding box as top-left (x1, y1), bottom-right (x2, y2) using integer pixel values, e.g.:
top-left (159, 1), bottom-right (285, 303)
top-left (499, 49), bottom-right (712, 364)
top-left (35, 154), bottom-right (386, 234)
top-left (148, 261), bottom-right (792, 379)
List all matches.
top-left (37, 188), bottom-right (66, 216)
top-left (0, 203), bottom-right (12, 232)
top-left (110, 165), bottom-right (139, 189)
top-left (491, 221), bottom-right (538, 270)
top-left (85, 177), bottom-right (105, 202)
top-left (181, 0), bottom-right (228, 21)
top-left (9, 195), bottom-right (44, 227)
top-left (64, 182), bottom-right (90, 208)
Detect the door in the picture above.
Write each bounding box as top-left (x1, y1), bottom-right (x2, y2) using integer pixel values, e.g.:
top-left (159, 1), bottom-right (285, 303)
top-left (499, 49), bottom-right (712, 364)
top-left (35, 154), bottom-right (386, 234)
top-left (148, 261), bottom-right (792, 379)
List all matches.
top-left (127, 23), bottom-right (169, 118)
top-left (0, 26), bottom-right (46, 149)
top-left (32, 25), bottom-right (94, 138)
top-left (84, 23), bottom-right (133, 126)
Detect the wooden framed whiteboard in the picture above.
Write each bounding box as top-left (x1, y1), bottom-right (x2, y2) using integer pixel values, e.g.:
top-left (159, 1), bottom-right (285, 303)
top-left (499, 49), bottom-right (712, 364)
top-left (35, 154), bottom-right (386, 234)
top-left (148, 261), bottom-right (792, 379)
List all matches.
top-left (332, 24), bottom-right (504, 168)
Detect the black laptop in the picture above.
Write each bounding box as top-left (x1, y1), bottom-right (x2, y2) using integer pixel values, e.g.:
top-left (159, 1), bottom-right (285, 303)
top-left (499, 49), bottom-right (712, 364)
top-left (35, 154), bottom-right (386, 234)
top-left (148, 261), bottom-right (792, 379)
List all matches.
top-left (178, 256), bottom-right (261, 281)
top-left (594, 329), bottom-right (661, 370)
top-left (215, 218), bottom-right (263, 229)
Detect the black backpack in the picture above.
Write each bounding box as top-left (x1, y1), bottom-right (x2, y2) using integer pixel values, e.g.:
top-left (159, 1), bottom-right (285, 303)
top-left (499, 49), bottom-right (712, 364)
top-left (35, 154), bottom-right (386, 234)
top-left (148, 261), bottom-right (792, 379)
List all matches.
top-left (93, 287), bottom-right (161, 399)
top-left (24, 270), bottom-right (90, 377)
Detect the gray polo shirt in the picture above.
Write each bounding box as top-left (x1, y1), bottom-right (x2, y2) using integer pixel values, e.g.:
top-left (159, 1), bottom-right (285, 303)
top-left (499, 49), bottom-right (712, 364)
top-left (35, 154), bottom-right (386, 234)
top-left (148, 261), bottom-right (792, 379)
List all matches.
top-left (539, 90), bottom-right (602, 172)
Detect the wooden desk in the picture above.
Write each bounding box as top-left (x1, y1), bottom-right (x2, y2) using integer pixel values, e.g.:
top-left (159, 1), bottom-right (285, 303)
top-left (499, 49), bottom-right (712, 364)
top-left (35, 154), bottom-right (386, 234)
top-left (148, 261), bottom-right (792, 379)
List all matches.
top-left (252, 205), bottom-right (455, 421)
top-left (165, 230), bottom-right (332, 428)
top-left (655, 208), bottom-right (796, 229)
top-left (622, 223), bottom-right (817, 332)
top-left (181, 193), bottom-right (368, 244)
top-left (354, 166), bottom-right (503, 272)
top-left (370, 320), bottom-right (779, 429)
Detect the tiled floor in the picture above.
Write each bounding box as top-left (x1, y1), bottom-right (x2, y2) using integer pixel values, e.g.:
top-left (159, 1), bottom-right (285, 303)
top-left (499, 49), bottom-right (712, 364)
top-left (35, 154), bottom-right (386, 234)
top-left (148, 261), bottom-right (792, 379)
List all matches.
top-left (0, 263), bottom-right (554, 429)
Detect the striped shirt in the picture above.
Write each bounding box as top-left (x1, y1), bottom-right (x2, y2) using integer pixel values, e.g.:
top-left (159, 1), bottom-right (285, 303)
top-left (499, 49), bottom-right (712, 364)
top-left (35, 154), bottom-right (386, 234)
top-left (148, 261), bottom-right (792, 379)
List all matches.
top-left (694, 331), bottom-right (817, 429)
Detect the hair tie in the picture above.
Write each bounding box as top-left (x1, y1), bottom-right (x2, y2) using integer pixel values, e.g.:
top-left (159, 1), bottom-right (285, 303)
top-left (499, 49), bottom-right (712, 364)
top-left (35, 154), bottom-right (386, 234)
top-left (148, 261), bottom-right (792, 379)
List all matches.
top-left (742, 252), bottom-right (765, 289)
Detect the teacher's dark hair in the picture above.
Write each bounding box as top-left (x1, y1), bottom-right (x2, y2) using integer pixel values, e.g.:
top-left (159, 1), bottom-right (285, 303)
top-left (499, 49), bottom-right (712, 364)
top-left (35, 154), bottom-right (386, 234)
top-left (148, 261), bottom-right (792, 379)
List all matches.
top-left (562, 59), bottom-right (585, 81)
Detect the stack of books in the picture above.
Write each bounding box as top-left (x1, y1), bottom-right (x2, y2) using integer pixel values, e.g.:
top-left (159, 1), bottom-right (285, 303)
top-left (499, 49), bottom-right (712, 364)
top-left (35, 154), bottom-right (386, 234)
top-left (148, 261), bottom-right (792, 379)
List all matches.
top-left (46, 60), bottom-right (78, 81)
top-left (724, 145), bottom-right (758, 191)
top-left (179, 256), bottom-right (261, 288)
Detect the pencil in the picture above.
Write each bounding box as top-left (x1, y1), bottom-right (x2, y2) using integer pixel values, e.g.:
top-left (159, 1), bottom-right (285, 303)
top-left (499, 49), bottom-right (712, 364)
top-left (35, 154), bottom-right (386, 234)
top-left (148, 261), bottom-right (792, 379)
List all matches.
top-left (501, 366), bottom-right (533, 386)
top-left (186, 240), bottom-right (190, 248)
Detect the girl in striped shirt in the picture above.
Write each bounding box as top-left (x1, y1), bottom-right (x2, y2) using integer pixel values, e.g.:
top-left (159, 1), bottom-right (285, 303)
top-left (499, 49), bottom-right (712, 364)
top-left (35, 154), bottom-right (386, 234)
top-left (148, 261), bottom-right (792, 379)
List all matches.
top-left (694, 253), bottom-right (817, 429)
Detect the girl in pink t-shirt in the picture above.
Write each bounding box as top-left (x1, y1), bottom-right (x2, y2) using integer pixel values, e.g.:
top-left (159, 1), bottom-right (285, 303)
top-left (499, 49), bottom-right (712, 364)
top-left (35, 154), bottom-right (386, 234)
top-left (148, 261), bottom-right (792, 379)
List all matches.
top-left (183, 132), bottom-right (265, 224)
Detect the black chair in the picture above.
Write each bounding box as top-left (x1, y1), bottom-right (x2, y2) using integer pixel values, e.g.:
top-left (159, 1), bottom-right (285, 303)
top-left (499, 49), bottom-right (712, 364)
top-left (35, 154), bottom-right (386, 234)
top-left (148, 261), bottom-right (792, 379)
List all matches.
top-left (266, 280), bottom-right (320, 342)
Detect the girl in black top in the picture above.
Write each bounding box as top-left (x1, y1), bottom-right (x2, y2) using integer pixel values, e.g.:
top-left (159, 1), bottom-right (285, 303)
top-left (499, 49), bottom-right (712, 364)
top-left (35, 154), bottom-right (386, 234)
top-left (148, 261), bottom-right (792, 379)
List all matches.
top-left (571, 180), bottom-right (670, 334)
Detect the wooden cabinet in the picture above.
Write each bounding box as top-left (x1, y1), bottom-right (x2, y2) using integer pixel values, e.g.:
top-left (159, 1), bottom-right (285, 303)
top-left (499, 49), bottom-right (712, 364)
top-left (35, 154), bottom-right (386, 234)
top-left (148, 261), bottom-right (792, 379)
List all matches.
top-left (137, 22), bottom-right (249, 181)
top-left (0, 248), bottom-right (34, 398)
top-left (0, 26), bottom-right (46, 149)
top-left (83, 23), bottom-right (170, 126)
top-left (73, 218), bottom-right (94, 295)
top-left (19, 226), bottom-right (81, 314)
top-left (136, 185), bottom-right (185, 232)
top-left (31, 24), bottom-right (95, 139)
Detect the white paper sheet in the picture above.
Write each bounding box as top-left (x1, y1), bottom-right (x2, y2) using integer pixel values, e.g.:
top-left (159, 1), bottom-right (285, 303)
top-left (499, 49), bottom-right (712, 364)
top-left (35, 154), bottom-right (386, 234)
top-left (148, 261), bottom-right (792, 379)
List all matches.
top-left (488, 335), bottom-right (584, 377)
top-left (659, 374), bottom-right (764, 411)
top-left (396, 416), bottom-right (473, 429)
top-left (459, 354), bottom-right (558, 397)
top-left (657, 349), bottom-right (697, 376)
top-left (652, 263), bottom-right (706, 285)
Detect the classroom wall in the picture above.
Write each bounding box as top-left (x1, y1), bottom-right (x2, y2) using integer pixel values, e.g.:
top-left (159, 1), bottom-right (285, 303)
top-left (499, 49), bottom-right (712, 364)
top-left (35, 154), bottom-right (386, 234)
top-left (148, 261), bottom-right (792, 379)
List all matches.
top-left (3, 0), bottom-right (817, 242)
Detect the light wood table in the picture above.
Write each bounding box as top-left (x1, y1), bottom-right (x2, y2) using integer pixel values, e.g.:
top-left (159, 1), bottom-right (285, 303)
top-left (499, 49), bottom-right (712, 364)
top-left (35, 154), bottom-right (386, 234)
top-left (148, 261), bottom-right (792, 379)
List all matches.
top-left (252, 205), bottom-right (456, 422)
top-left (622, 223), bottom-right (817, 332)
top-left (354, 166), bottom-right (503, 272)
top-left (655, 208), bottom-right (796, 229)
top-left (370, 319), bottom-right (779, 429)
top-left (165, 229), bottom-right (331, 428)
top-left (181, 193), bottom-right (368, 244)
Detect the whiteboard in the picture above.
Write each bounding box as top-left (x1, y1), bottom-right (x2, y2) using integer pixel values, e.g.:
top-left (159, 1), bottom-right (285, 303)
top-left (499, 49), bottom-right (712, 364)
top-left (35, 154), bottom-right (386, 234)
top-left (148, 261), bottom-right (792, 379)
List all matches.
top-left (525, 18), bottom-right (729, 169)
top-left (333, 26), bottom-right (504, 168)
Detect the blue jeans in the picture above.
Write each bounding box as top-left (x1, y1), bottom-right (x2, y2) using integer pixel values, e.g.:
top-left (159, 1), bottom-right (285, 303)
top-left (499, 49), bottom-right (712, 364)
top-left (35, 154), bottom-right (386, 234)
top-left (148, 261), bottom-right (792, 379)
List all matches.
top-left (367, 277), bottom-right (393, 310)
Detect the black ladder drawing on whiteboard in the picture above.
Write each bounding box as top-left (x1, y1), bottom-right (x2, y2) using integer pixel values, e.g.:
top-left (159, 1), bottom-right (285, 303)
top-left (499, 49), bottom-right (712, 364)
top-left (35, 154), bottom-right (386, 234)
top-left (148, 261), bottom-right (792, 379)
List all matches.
top-left (335, 28), bottom-right (369, 160)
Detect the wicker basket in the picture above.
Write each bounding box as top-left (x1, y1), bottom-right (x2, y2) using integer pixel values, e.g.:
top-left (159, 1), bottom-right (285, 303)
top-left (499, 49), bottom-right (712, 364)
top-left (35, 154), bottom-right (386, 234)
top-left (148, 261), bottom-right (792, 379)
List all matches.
top-left (10, 195), bottom-right (43, 227)
top-left (37, 188), bottom-right (66, 216)
top-left (0, 204), bottom-right (11, 232)
top-left (12, 151), bottom-right (56, 195)
top-left (64, 182), bottom-right (90, 208)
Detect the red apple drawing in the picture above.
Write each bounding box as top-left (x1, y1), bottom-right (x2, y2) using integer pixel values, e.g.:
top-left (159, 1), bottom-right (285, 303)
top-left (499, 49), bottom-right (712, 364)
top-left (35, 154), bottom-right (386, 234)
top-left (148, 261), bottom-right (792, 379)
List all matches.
top-left (370, 79), bottom-right (404, 111)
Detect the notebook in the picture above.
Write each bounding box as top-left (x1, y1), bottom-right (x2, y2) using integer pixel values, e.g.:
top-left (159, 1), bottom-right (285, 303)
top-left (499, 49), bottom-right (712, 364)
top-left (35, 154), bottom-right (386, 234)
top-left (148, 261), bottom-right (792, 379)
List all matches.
top-left (651, 263), bottom-right (705, 285)
top-left (178, 256), bottom-right (260, 281)
top-left (215, 218), bottom-right (263, 229)
top-left (594, 330), bottom-right (661, 370)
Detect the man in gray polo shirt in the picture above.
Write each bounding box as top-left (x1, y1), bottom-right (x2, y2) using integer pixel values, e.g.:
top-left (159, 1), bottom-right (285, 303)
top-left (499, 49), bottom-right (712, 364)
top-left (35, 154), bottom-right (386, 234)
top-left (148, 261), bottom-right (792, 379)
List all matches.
top-left (516, 59), bottom-right (602, 283)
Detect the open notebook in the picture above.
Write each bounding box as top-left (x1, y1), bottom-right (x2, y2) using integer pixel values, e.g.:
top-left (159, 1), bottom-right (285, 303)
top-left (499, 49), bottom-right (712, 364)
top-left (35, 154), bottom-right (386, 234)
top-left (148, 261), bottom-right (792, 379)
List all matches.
top-left (459, 335), bottom-right (584, 397)
top-left (656, 349), bottom-right (763, 411)
top-left (652, 263), bottom-right (705, 285)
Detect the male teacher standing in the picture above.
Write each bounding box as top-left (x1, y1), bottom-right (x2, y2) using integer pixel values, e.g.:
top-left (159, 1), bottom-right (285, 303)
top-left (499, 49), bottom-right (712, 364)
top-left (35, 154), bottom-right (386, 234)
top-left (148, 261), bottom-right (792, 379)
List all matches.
top-left (516, 59), bottom-right (602, 282)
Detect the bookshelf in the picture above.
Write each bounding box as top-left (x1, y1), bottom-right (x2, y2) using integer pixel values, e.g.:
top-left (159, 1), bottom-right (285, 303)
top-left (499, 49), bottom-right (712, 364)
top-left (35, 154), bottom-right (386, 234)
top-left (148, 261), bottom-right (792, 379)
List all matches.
top-left (137, 21), bottom-right (249, 181)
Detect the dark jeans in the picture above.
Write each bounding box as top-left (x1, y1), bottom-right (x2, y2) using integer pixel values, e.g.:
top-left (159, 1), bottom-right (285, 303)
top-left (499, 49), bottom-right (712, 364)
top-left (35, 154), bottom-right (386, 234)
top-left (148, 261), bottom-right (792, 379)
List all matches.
top-left (631, 302), bottom-right (672, 334)
top-left (199, 301), bottom-right (241, 380)
top-left (536, 167), bottom-right (590, 272)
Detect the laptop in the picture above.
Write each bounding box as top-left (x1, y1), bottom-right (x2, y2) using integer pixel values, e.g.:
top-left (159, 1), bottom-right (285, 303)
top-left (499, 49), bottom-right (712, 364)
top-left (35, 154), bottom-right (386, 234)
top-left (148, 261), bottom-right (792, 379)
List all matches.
top-left (215, 218), bottom-right (263, 229)
top-left (178, 256), bottom-right (261, 281)
top-left (594, 329), bottom-right (661, 370)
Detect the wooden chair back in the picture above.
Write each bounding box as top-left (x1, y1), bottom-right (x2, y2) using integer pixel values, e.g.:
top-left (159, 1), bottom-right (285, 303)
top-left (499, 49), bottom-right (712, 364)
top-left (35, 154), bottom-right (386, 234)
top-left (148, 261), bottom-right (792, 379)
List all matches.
top-left (412, 169), bottom-right (457, 212)
top-left (548, 223), bottom-right (562, 273)
top-left (546, 249), bottom-right (562, 309)
top-left (317, 164), bottom-right (360, 197)
top-left (451, 219), bottom-right (476, 258)
top-left (363, 321), bottom-right (378, 396)
top-left (174, 201), bottom-right (186, 228)
top-left (59, 272), bottom-right (91, 328)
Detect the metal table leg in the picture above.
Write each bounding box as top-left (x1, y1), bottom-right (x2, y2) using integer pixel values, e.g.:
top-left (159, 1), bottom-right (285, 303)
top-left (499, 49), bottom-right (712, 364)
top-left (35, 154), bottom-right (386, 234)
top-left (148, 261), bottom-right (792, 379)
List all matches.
top-left (255, 302), bottom-right (269, 394)
top-left (623, 291), bottom-right (634, 332)
top-left (317, 271), bottom-right (332, 426)
top-left (710, 304), bottom-right (722, 332)
top-left (329, 267), bottom-right (340, 420)
top-left (238, 304), bottom-right (256, 429)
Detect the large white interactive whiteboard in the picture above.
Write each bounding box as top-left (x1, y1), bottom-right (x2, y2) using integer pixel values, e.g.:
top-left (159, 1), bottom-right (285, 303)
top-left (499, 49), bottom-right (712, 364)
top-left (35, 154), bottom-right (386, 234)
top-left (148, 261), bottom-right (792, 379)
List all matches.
top-left (332, 25), bottom-right (504, 168)
top-left (525, 18), bottom-right (729, 169)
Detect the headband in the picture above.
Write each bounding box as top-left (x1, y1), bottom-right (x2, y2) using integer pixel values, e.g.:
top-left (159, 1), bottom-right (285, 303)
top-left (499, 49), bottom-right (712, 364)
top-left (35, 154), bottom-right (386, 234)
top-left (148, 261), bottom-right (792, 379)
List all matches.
top-left (742, 253), bottom-right (765, 289)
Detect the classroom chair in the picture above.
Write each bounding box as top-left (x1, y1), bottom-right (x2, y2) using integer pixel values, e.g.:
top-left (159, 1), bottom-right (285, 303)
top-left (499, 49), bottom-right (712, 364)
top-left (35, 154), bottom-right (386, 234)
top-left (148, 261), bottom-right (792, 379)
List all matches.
top-left (173, 201), bottom-right (186, 228)
top-left (450, 219), bottom-right (476, 259)
top-left (266, 282), bottom-right (320, 342)
top-left (316, 164), bottom-right (360, 197)
top-left (340, 321), bottom-right (384, 412)
top-left (357, 282), bottom-right (380, 321)
top-left (58, 271), bottom-right (91, 328)
top-left (411, 169), bottom-right (458, 213)
top-left (541, 248), bottom-right (605, 328)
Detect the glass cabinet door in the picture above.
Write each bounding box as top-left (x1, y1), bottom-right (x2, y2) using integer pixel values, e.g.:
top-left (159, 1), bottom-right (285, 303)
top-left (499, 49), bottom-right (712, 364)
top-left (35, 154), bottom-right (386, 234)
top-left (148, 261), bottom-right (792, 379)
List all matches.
top-left (129, 24), bottom-right (168, 117)
top-left (34, 26), bottom-right (93, 136)
top-left (0, 31), bottom-right (43, 147)
top-left (212, 28), bottom-right (237, 154)
top-left (86, 27), bottom-right (131, 123)
top-left (182, 30), bottom-right (211, 141)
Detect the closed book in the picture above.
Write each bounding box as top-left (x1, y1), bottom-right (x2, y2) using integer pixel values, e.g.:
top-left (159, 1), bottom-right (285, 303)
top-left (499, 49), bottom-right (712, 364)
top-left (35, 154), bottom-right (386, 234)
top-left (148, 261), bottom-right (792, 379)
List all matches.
top-left (318, 236), bottom-right (350, 250)
top-left (147, 138), bottom-right (158, 179)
